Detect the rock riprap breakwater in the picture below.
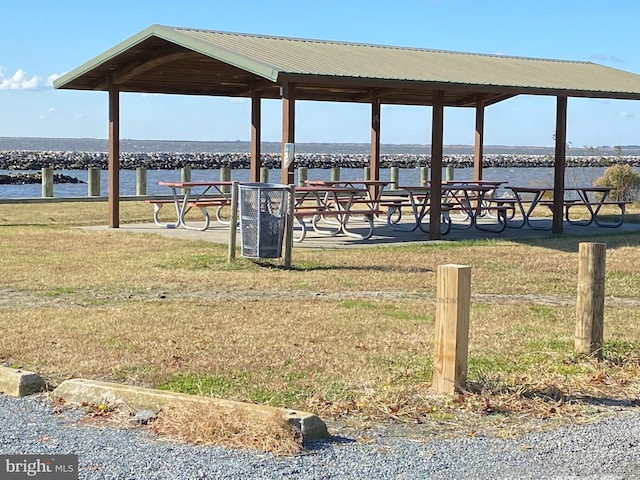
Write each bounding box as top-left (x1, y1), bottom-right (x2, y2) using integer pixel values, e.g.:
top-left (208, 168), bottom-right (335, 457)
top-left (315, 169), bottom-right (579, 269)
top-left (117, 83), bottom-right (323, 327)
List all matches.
top-left (0, 172), bottom-right (84, 185)
top-left (1, 151), bottom-right (640, 171)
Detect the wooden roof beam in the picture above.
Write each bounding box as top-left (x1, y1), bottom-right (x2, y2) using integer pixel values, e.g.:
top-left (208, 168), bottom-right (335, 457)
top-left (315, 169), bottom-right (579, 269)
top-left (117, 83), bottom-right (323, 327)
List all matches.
top-left (454, 93), bottom-right (488, 107)
top-left (125, 86), bottom-right (252, 97)
top-left (346, 88), bottom-right (397, 102)
top-left (92, 51), bottom-right (198, 89)
top-left (452, 92), bottom-right (516, 107)
top-left (484, 93), bottom-right (518, 106)
top-left (237, 80), bottom-right (278, 96)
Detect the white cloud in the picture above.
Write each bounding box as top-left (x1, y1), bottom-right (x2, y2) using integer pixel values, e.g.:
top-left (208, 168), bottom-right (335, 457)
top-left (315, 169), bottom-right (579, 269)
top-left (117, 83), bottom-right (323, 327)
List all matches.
top-left (620, 111), bottom-right (634, 118)
top-left (0, 68), bottom-right (60, 90)
top-left (0, 68), bottom-right (39, 90)
top-left (229, 97), bottom-right (248, 104)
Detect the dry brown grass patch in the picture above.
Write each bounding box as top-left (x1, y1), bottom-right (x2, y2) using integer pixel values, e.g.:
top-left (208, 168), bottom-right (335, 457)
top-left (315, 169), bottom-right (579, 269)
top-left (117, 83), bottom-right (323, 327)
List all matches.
top-left (1, 202), bottom-right (640, 444)
top-left (151, 403), bottom-right (303, 455)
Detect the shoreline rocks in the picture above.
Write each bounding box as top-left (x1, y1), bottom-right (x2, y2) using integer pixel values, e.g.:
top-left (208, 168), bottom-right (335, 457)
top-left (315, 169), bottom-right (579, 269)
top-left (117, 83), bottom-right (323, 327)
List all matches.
top-left (1, 151), bottom-right (640, 172)
top-left (0, 172), bottom-right (84, 185)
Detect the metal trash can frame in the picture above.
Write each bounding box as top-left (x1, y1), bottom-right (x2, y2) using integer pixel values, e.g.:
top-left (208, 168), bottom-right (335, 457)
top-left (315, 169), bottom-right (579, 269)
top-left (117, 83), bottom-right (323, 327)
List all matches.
top-left (239, 183), bottom-right (289, 259)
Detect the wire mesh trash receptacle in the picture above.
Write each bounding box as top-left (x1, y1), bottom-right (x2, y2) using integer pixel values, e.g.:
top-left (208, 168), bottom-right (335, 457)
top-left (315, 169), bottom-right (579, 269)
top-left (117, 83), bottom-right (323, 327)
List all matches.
top-left (239, 183), bottom-right (289, 259)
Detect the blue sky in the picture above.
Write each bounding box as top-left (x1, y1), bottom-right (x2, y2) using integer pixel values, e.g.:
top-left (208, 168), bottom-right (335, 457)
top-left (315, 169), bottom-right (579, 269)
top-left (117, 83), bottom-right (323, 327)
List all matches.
top-left (2, 0), bottom-right (640, 147)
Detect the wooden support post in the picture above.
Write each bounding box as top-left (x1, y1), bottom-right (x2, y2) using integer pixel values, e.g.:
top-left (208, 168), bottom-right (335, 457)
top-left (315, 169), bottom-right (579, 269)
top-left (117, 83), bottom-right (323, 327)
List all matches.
top-left (280, 83), bottom-right (295, 185)
top-left (41, 167), bottom-right (53, 198)
top-left (370, 94), bottom-right (381, 181)
top-left (297, 167), bottom-right (307, 186)
top-left (87, 167), bottom-right (100, 197)
top-left (330, 166), bottom-right (340, 182)
top-left (575, 242), bottom-right (606, 358)
top-left (432, 264), bottom-right (471, 394)
top-left (429, 91), bottom-right (445, 240)
top-left (553, 96), bottom-right (568, 233)
top-left (227, 182), bottom-right (239, 263)
top-left (250, 88), bottom-right (262, 183)
top-left (474, 96), bottom-right (485, 181)
top-left (107, 81), bottom-right (120, 228)
top-left (390, 166), bottom-right (399, 190)
top-left (136, 167), bottom-right (147, 196)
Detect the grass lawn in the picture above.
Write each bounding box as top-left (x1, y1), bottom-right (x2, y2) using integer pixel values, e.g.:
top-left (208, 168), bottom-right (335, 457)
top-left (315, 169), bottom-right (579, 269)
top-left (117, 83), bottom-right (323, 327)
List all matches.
top-left (1, 200), bottom-right (639, 439)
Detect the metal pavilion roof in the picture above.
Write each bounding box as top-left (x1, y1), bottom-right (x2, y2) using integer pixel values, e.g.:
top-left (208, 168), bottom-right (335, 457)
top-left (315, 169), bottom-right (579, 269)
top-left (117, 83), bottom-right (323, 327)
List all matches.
top-left (54, 24), bottom-right (640, 107)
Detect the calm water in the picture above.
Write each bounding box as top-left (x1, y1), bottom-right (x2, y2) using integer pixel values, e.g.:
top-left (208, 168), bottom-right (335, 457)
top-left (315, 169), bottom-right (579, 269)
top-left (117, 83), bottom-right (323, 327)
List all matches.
top-left (0, 166), bottom-right (622, 199)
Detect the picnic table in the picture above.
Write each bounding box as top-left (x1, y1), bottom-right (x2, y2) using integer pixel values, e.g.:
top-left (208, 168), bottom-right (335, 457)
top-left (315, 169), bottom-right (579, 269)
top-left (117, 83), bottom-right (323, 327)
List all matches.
top-left (149, 181), bottom-right (233, 231)
top-left (505, 185), bottom-right (627, 229)
top-left (305, 180), bottom-right (389, 219)
top-left (392, 182), bottom-right (509, 234)
top-left (293, 185), bottom-right (379, 242)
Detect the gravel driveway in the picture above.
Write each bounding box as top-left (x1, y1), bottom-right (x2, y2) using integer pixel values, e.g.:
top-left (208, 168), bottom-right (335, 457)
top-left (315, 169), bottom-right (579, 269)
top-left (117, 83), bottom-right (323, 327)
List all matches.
top-left (1, 394), bottom-right (639, 479)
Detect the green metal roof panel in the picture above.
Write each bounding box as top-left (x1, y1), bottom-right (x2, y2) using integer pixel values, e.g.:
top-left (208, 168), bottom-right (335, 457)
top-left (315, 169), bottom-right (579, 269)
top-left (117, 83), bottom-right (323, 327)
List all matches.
top-left (164, 26), bottom-right (640, 95)
top-left (156, 26), bottom-right (282, 80)
top-left (54, 24), bottom-right (640, 98)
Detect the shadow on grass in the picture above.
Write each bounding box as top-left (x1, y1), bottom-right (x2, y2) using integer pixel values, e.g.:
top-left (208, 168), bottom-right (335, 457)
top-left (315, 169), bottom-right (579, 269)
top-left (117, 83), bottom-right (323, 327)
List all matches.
top-left (251, 260), bottom-right (434, 274)
top-left (466, 380), bottom-right (640, 412)
top-left (507, 229), bottom-right (640, 253)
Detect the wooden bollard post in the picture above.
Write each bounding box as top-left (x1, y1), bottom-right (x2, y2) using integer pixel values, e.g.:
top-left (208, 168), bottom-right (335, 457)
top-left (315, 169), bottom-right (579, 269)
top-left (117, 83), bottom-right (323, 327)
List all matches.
top-left (41, 167), bottom-right (53, 197)
top-left (575, 242), bottom-right (606, 358)
top-left (445, 166), bottom-right (454, 182)
top-left (260, 167), bottom-right (270, 184)
top-left (220, 166), bottom-right (231, 193)
top-left (297, 167), bottom-right (307, 186)
top-left (390, 166), bottom-right (399, 190)
top-left (181, 166), bottom-right (191, 195)
top-left (432, 264), bottom-right (471, 394)
top-left (420, 166), bottom-right (429, 185)
top-left (330, 166), bottom-right (340, 182)
top-left (136, 167), bottom-right (147, 196)
top-left (87, 167), bottom-right (100, 197)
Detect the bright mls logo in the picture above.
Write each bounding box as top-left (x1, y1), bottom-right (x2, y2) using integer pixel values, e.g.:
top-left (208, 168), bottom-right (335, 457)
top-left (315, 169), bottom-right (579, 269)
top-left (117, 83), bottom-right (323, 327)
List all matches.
top-left (1, 455), bottom-right (78, 479)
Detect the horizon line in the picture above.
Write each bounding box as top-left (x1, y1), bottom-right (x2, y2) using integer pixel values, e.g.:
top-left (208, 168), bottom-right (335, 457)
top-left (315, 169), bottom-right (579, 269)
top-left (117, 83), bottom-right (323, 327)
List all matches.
top-left (3, 136), bottom-right (638, 149)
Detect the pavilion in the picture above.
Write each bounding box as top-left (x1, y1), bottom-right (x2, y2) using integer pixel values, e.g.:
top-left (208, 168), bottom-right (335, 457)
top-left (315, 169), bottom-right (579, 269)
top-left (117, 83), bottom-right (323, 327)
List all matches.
top-left (54, 24), bottom-right (640, 239)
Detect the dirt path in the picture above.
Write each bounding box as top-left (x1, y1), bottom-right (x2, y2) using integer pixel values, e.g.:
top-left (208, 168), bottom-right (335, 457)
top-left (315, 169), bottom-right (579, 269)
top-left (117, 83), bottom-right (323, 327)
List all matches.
top-left (1, 287), bottom-right (639, 309)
